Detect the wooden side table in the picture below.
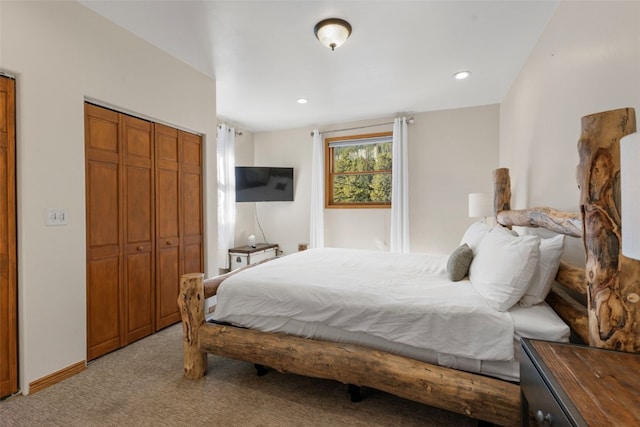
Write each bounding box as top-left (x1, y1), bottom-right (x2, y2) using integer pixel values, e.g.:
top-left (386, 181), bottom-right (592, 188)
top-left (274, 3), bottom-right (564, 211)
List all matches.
top-left (520, 338), bottom-right (640, 426)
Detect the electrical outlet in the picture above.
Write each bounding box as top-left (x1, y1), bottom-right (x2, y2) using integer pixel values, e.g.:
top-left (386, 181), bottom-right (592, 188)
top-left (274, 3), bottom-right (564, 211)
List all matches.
top-left (46, 208), bottom-right (68, 226)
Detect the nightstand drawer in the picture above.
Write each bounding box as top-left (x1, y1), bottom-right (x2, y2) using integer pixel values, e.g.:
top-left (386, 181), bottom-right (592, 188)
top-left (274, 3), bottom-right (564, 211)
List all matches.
top-left (520, 346), bottom-right (572, 427)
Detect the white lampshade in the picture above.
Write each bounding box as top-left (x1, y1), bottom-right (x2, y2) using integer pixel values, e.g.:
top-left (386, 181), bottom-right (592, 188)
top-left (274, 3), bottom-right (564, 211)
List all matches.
top-left (621, 131), bottom-right (640, 260)
top-left (314, 18), bottom-right (352, 51)
top-left (468, 192), bottom-right (493, 218)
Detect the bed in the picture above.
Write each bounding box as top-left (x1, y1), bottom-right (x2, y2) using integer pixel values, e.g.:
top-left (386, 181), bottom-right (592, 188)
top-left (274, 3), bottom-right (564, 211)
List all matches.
top-left (178, 108), bottom-right (639, 426)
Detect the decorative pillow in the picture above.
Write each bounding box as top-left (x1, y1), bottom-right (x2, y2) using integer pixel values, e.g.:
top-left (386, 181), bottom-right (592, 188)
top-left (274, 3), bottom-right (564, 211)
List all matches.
top-left (519, 234), bottom-right (565, 307)
top-left (469, 226), bottom-right (541, 311)
top-left (446, 243), bottom-right (474, 281)
top-left (460, 222), bottom-right (491, 253)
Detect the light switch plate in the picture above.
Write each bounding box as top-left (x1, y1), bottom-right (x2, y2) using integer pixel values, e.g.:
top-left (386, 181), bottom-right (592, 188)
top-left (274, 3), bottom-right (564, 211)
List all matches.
top-left (46, 208), bottom-right (68, 226)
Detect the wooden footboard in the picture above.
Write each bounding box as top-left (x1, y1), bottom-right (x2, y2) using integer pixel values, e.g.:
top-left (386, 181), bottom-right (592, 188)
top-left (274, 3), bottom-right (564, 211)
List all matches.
top-left (178, 272), bottom-right (521, 427)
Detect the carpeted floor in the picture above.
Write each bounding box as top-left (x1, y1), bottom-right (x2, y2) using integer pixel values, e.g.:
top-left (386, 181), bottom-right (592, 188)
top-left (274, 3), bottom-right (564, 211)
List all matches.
top-left (0, 324), bottom-right (478, 426)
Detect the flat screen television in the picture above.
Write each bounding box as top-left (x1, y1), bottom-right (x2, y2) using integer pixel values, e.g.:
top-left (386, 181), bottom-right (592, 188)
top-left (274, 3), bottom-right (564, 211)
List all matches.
top-left (235, 166), bottom-right (294, 202)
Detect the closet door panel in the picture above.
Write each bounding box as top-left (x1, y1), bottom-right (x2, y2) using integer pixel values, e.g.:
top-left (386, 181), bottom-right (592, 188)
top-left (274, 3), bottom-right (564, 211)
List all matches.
top-left (183, 243), bottom-right (203, 277)
top-left (86, 161), bottom-right (121, 350)
top-left (157, 246), bottom-right (180, 328)
top-left (180, 131), bottom-right (203, 275)
top-left (182, 132), bottom-right (201, 168)
top-left (87, 258), bottom-right (121, 360)
top-left (125, 166), bottom-right (153, 243)
top-left (124, 251), bottom-right (153, 342)
top-left (0, 76), bottom-right (16, 397)
top-left (155, 124), bottom-right (181, 329)
top-left (87, 162), bottom-right (119, 249)
top-left (85, 104), bottom-right (123, 360)
top-left (182, 167), bottom-right (203, 274)
top-left (156, 175), bottom-right (180, 328)
top-left (85, 104), bottom-right (119, 163)
top-left (122, 115), bottom-right (155, 344)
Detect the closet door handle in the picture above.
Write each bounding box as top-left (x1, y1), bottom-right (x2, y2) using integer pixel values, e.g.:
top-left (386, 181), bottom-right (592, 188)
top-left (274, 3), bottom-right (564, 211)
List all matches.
top-left (137, 246), bottom-right (144, 251)
top-left (166, 240), bottom-right (173, 245)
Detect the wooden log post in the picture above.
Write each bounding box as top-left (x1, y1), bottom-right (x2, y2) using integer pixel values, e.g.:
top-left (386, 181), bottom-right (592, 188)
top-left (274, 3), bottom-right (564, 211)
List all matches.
top-left (493, 168), bottom-right (583, 237)
top-left (493, 168), bottom-right (512, 219)
top-left (576, 108), bottom-right (640, 352)
top-left (546, 285), bottom-right (589, 343)
top-left (177, 273), bottom-right (207, 379)
top-left (496, 207), bottom-right (582, 238)
top-left (556, 260), bottom-right (587, 295)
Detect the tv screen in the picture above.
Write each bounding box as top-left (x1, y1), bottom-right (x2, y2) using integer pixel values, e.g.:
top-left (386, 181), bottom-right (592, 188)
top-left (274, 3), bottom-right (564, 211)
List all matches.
top-left (235, 166), bottom-right (294, 202)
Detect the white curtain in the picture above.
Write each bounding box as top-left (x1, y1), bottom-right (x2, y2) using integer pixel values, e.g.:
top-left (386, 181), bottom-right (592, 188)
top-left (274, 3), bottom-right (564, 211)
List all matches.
top-left (390, 117), bottom-right (410, 253)
top-left (217, 124), bottom-right (236, 269)
top-left (310, 129), bottom-right (324, 248)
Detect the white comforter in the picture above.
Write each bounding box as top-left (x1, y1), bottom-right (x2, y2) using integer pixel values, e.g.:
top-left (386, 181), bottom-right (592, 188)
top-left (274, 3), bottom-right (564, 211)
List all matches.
top-left (213, 248), bottom-right (517, 361)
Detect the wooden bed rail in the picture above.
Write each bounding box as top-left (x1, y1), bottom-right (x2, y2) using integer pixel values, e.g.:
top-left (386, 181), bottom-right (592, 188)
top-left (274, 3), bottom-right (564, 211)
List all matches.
top-left (178, 272), bottom-right (521, 426)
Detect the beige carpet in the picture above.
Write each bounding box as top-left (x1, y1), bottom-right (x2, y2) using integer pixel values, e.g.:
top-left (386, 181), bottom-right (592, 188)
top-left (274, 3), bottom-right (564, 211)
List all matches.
top-left (0, 324), bottom-right (477, 426)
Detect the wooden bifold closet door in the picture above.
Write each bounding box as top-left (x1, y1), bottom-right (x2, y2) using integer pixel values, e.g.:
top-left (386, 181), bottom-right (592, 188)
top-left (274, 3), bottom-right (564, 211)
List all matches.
top-left (0, 75), bottom-right (18, 398)
top-left (154, 124), bottom-right (204, 329)
top-left (85, 103), bottom-right (202, 360)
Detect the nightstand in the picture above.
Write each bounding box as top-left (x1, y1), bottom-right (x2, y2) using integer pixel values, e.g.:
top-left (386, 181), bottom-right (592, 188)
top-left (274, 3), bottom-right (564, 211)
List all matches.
top-left (520, 338), bottom-right (640, 426)
top-left (228, 243), bottom-right (278, 271)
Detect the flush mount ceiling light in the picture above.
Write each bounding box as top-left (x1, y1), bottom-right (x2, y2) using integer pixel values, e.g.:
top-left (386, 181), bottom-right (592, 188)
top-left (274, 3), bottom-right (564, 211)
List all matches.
top-left (454, 71), bottom-right (471, 80)
top-left (314, 18), bottom-right (352, 51)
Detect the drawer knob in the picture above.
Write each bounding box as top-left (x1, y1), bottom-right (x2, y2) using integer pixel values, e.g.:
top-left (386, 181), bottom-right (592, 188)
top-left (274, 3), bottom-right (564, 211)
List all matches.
top-left (535, 410), bottom-right (553, 425)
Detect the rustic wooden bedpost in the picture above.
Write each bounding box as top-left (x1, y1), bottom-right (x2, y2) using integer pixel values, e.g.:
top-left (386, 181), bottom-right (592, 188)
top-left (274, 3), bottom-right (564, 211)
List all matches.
top-left (577, 107), bottom-right (640, 352)
top-left (178, 273), bottom-right (207, 378)
top-left (492, 168), bottom-right (512, 219)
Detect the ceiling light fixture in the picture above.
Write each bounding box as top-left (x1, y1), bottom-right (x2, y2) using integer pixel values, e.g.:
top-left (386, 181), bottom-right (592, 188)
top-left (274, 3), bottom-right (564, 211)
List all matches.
top-left (454, 71), bottom-right (471, 80)
top-left (314, 18), bottom-right (352, 51)
top-left (297, 98), bottom-right (308, 104)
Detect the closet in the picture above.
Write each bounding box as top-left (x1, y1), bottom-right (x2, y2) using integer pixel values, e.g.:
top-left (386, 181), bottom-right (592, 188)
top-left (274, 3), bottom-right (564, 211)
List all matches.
top-left (0, 75), bottom-right (17, 398)
top-left (85, 103), bottom-right (202, 360)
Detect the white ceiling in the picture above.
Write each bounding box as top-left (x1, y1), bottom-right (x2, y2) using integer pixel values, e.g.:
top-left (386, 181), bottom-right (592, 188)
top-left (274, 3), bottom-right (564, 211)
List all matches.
top-left (79, 0), bottom-right (559, 133)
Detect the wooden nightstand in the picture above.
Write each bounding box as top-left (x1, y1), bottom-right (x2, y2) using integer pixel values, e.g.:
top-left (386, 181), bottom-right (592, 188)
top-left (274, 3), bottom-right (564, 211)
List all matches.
top-left (520, 338), bottom-right (640, 426)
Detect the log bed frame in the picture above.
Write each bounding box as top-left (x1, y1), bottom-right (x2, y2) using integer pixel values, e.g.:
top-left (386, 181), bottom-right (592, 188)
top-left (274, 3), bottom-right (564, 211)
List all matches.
top-left (178, 108), bottom-right (639, 426)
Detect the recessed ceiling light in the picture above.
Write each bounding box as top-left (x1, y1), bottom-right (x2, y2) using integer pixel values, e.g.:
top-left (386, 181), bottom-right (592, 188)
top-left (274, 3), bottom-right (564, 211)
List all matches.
top-left (454, 71), bottom-right (471, 80)
top-left (297, 98), bottom-right (308, 104)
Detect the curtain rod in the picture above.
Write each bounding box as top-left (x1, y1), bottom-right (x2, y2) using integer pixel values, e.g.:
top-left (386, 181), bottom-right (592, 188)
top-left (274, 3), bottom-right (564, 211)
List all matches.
top-left (217, 124), bottom-right (243, 136)
top-left (310, 117), bottom-right (414, 137)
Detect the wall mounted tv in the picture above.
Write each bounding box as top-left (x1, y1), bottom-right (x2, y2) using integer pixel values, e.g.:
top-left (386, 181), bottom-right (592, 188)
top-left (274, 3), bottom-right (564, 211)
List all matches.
top-left (235, 166), bottom-right (294, 202)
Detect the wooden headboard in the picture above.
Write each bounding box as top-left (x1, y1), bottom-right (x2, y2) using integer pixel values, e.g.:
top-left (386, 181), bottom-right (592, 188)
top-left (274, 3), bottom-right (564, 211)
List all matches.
top-left (492, 107), bottom-right (639, 353)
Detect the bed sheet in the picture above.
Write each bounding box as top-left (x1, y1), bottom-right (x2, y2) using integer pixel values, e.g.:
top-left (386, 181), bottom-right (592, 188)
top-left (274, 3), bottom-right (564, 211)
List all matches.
top-left (213, 248), bottom-right (551, 362)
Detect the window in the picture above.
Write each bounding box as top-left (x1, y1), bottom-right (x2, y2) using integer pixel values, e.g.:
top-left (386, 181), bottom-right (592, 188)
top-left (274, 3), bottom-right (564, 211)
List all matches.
top-left (325, 132), bottom-right (392, 208)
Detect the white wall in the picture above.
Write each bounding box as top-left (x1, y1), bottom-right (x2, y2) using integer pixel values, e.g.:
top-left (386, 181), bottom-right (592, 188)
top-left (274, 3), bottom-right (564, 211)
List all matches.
top-left (1, 1), bottom-right (217, 394)
top-left (248, 105), bottom-right (499, 256)
top-left (231, 129), bottom-right (258, 251)
top-left (500, 0), bottom-right (640, 266)
top-left (252, 127), bottom-right (314, 255)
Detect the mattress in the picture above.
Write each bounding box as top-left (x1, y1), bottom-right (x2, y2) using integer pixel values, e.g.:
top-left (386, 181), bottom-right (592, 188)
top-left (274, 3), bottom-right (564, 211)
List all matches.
top-left (212, 248), bottom-right (570, 382)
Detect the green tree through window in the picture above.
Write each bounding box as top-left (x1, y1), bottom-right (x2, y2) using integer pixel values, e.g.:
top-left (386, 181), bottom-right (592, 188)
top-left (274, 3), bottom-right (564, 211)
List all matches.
top-left (325, 132), bottom-right (392, 208)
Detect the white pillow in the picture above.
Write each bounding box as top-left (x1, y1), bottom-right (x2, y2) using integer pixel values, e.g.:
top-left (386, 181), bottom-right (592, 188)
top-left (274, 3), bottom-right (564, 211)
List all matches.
top-left (460, 222), bottom-right (491, 253)
top-left (519, 234), bottom-right (565, 307)
top-left (469, 226), bottom-right (541, 311)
